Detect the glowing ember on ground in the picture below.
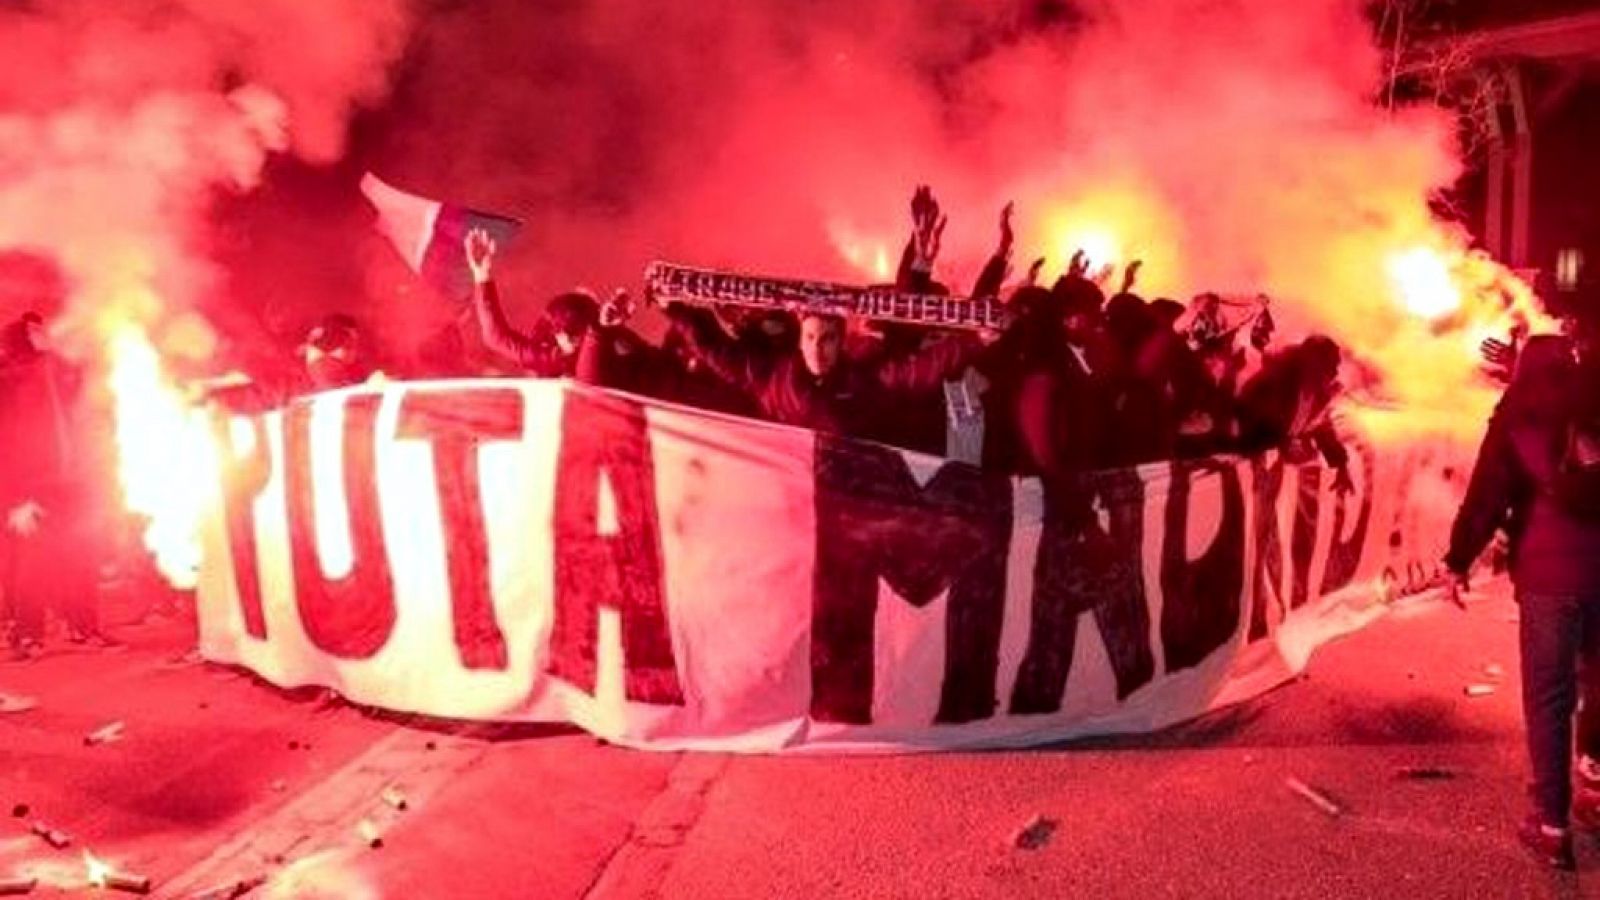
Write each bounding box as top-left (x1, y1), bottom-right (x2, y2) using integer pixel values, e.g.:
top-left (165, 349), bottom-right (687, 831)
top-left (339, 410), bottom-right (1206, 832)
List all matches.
top-left (1387, 247), bottom-right (1462, 320)
top-left (83, 851), bottom-right (109, 888)
top-left (107, 322), bottom-right (220, 589)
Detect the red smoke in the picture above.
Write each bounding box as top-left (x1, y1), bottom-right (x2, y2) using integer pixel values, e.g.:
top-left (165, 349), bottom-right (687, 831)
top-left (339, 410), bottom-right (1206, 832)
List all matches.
top-left (371, 0), bottom-right (1535, 414)
top-left (0, 0), bottom-right (410, 357)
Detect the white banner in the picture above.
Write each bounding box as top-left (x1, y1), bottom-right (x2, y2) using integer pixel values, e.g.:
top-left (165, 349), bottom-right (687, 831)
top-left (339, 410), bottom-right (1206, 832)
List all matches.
top-left (195, 380), bottom-right (1469, 752)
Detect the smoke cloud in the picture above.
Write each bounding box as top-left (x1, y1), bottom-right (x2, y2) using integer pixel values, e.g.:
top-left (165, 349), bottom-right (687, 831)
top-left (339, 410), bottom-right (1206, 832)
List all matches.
top-left (0, 0), bottom-right (411, 364)
top-left (375, 0), bottom-right (1529, 410)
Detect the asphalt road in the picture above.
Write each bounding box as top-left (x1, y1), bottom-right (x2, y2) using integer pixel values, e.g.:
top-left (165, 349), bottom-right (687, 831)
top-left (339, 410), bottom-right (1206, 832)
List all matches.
top-left (1, 583), bottom-right (1593, 899)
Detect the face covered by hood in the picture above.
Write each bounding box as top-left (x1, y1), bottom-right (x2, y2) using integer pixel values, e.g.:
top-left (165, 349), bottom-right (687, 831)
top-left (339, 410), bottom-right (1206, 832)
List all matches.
top-left (302, 314), bottom-right (368, 390)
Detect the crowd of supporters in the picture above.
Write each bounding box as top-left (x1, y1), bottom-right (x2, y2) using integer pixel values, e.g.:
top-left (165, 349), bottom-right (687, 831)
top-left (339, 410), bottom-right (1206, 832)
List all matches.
top-left (0, 186), bottom-right (1364, 660)
top-left (461, 188), bottom-right (1356, 488)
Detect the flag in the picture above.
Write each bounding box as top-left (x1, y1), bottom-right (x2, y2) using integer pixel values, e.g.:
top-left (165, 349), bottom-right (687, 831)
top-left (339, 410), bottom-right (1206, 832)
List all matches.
top-left (360, 173), bottom-right (522, 303)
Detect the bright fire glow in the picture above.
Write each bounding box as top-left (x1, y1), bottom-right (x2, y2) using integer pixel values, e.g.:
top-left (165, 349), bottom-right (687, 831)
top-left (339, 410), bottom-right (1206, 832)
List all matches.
top-left (1057, 227), bottom-right (1120, 273)
top-left (1387, 247), bottom-right (1461, 320)
top-left (108, 322), bottom-right (221, 589)
top-left (83, 851), bottom-right (109, 888)
top-left (827, 219), bottom-right (895, 283)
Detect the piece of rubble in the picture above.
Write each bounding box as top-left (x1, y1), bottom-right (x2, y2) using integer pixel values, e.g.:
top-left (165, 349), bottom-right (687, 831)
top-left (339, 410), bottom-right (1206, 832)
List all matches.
top-left (1010, 814), bottom-right (1057, 850)
top-left (1284, 777), bottom-right (1343, 817)
top-left (83, 721), bottom-right (125, 747)
top-left (0, 693), bottom-right (36, 714)
top-left (357, 818), bottom-right (383, 849)
top-left (380, 786), bottom-right (408, 812)
top-left (1397, 766), bottom-right (1457, 781)
top-left (29, 820), bottom-right (70, 848)
top-left (1483, 663), bottom-right (1505, 679)
top-left (1463, 684), bottom-right (1496, 698)
top-left (103, 871), bottom-right (151, 895)
top-left (186, 875), bottom-right (266, 900)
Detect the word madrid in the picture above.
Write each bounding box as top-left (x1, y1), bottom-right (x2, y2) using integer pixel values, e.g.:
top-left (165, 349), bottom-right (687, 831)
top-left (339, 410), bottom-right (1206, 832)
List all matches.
top-left (198, 379), bottom-right (1443, 752)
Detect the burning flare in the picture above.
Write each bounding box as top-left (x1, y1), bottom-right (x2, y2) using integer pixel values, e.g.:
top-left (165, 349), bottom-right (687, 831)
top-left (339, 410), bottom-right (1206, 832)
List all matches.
top-left (1387, 247), bottom-right (1462, 320)
top-left (83, 851), bottom-right (109, 889)
top-left (107, 322), bottom-right (220, 589)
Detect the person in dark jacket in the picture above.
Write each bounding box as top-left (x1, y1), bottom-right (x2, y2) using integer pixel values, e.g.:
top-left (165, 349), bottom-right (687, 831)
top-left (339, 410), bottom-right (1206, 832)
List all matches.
top-left (299, 313), bottom-right (374, 393)
top-left (569, 296), bottom-right (762, 418)
top-left (1234, 335), bottom-right (1353, 491)
top-left (0, 313), bottom-right (114, 658)
top-left (465, 228), bottom-right (608, 378)
top-left (970, 275), bottom-right (1117, 481)
top-left (1444, 318), bottom-right (1600, 868)
top-left (665, 304), bottom-right (983, 444)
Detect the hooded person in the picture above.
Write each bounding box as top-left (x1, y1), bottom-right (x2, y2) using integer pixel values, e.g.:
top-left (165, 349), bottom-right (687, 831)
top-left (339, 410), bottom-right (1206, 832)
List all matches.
top-left (1234, 335), bottom-right (1351, 486)
top-left (0, 312), bottom-right (114, 658)
top-left (1445, 298), bottom-right (1600, 867)
top-left (464, 228), bottom-right (605, 378)
top-left (299, 313), bottom-right (375, 392)
top-left (977, 277), bottom-right (1115, 479)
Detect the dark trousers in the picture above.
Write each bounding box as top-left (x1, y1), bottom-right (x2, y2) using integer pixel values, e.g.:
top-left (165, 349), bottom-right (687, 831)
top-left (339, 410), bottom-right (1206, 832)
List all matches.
top-left (3, 499), bottom-right (97, 644)
top-left (1518, 590), bottom-right (1600, 826)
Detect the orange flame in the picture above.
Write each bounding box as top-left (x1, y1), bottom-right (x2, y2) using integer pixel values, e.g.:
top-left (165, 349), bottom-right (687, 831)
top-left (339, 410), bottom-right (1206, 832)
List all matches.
top-left (107, 322), bottom-right (220, 589)
top-left (83, 850), bottom-right (110, 888)
top-left (1387, 246), bottom-right (1461, 320)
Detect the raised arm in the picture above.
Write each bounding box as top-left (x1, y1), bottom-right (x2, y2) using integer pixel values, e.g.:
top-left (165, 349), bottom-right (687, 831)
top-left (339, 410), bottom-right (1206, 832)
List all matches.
top-left (466, 228), bottom-right (565, 375)
top-left (896, 185), bottom-right (947, 292)
top-left (666, 304), bottom-right (774, 397)
top-left (971, 202), bottom-right (1015, 302)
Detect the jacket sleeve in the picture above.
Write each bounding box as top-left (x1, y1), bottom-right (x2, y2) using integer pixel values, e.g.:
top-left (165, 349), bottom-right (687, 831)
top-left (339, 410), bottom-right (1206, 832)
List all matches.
top-left (672, 308), bottom-right (771, 397)
top-left (473, 280), bottom-right (565, 376)
top-left (1309, 414), bottom-right (1349, 469)
top-left (1014, 370), bottom-right (1068, 480)
top-left (895, 237), bottom-right (918, 290)
top-left (970, 251), bottom-right (1009, 302)
top-left (1445, 402), bottom-right (1516, 575)
top-left (873, 333), bottom-right (981, 394)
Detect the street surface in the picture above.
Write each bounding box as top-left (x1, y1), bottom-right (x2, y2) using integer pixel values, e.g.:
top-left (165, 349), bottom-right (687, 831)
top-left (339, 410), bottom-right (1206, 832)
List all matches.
top-left (2, 581), bottom-right (1594, 899)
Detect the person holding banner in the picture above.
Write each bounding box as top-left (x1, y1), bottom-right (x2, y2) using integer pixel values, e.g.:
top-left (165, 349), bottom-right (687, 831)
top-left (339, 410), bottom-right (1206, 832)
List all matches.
top-left (1445, 301), bottom-right (1600, 869)
top-left (663, 299), bottom-right (986, 443)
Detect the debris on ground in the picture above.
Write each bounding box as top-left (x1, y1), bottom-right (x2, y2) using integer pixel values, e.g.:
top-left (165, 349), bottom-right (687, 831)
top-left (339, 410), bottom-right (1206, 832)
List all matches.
top-left (102, 870), bottom-right (152, 894)
top-left (381, 786), bottom-right (408, 811)
top-left (1284, 777), bottom-right (1343, 817)
top-left (1010, 814), bottom-right (1057, 850)
top-left (269, 779), bottom-right (287, 793)
top-left (84, 721), bottom-right (126, 746)
top-left (1483, 663), bottom-right (1505, 679)
top-left (0, 692), bottom-right (37, 714)
top-left (0, 876), bottom-right (37, 896)
top-left (186, 875), bottom-right (266, 900)
top-left (1397, 766), bottom-right (1457, 781)
top-left (29, 820), bottom-right (71, 848)
top-left (1463, 684), bottom-right (1496, 698)
top-left (357, 818), bottom-right (383, 849)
